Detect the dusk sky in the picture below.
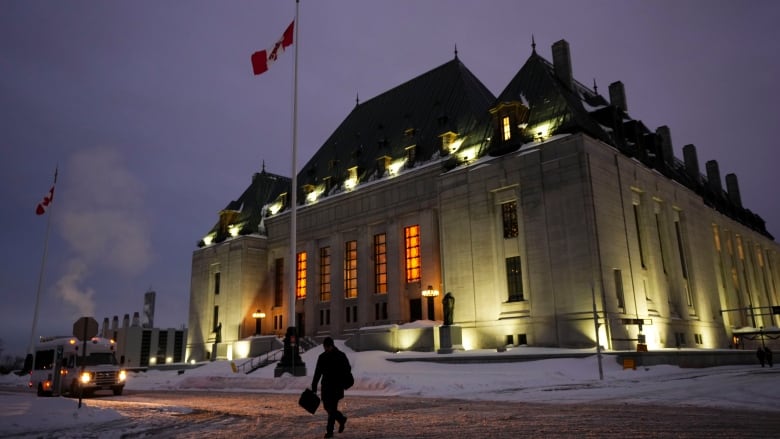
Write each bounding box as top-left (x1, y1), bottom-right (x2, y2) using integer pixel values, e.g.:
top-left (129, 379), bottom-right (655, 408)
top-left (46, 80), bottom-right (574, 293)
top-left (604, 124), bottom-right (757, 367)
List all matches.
top-left (2, 1), bottom-right (778, 357)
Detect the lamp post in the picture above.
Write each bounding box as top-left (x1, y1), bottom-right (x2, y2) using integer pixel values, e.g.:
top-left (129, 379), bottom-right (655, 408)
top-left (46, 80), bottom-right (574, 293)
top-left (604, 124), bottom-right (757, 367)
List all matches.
top-left (252, 310), bottom-right (266, 336)
top-left (421, 285), bottom-right (439, 321)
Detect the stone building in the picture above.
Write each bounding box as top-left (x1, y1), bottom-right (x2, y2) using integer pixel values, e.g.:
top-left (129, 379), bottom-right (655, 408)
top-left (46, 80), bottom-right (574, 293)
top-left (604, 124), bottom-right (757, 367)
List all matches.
top-left (186, 39), bottom-right (779, 362)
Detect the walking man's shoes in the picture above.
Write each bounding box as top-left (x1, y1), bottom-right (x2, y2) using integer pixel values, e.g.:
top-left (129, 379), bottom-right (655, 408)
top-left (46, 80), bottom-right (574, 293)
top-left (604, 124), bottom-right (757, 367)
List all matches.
top-left (338, 417), bottom-right (347, 433)
top-left (324, 434), bottom-right (333, 438)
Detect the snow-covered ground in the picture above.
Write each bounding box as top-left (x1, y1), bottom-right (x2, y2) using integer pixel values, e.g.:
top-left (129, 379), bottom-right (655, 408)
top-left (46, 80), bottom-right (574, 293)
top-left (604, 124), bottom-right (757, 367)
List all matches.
top-left (1, 342), bottom-right (777, 435)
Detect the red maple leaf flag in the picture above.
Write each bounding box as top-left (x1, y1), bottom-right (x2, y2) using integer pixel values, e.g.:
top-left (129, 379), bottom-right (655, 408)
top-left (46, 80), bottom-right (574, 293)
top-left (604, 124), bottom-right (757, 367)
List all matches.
top-left (251, 20), bottom-right (295, 75)
top-left (36, 185), bottom-right (55, 215)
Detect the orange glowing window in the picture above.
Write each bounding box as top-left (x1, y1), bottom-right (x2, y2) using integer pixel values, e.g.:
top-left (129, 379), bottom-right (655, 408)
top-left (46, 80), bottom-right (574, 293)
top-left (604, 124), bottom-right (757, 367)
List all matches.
top-left (344, 241), bottom-right (358, 298)
top-left (319, 246), bottom-right (331, 302)
top-left (296, 251), bottom-right (307, 300)
top-left (405, 225), bottom-right (421, 283)
top-left (374, 233), bottom-right (387, 294)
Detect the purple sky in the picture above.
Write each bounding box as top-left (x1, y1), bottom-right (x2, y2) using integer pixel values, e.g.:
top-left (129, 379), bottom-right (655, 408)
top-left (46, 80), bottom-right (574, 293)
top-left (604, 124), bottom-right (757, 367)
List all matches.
top-left (2, 1), bottom-right (779, 357)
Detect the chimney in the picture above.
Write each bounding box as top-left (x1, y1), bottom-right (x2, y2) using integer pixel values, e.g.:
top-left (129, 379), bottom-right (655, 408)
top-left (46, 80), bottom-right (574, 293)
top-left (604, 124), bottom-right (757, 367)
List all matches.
top-left (102, 317), bottom-right (110, 338)
top-left (123, 313), bottom-right (130, 328)
top-left (725, 173), bottom-right (743, 208)
top-left (112, 315), bottom-right (119, 330)
top-left (655, 126), bottom-right (674, 165)
top-left (682, 144), bottom-right (700, 184)
top-left (705, 160), bottom-right (723, 195)
top-left (132, 312), bottom-right (140, 327)
top-left (143, 290), bottom-right (156, 329)
top-left (609, 81), bottom-right (628, 112)
top-left (552, 39), bottom-right (573, 89)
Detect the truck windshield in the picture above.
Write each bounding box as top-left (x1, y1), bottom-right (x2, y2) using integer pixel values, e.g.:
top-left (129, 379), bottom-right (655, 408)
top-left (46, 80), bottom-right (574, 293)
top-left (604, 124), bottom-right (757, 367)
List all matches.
top-left (76, 352), bottom-right (118, 366)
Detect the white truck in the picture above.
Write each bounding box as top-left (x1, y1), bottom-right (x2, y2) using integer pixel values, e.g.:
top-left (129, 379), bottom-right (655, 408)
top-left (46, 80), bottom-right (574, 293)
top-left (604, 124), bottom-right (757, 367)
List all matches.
top-left (28, 336), bottom-right (127, 397)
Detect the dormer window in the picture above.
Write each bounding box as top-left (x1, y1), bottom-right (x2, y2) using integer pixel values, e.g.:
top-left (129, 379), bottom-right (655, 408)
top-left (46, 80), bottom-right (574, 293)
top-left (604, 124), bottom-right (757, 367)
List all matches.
top-left (377, 156), bottom-right (391, 177)
top-left (489, 101), bottom-right (530, 149)
top-left (405, 145), bottom-right (416, 167)
top-left (440, 131), bottom-right (458, 152)
top-left (344, 166), bottom-right (358, 190)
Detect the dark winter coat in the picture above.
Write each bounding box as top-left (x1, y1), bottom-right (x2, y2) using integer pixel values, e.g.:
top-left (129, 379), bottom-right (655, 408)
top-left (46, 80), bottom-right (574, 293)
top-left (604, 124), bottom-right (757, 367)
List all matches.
top-left (311, 347), bottom-right (350, 402)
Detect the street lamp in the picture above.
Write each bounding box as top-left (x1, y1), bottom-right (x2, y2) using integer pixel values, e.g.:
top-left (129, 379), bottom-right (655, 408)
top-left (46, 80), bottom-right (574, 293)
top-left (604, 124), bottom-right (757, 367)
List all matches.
top-left (421, 285), bottom-right (439, 321)
top-left (252, 310), bottom-right (266, 336)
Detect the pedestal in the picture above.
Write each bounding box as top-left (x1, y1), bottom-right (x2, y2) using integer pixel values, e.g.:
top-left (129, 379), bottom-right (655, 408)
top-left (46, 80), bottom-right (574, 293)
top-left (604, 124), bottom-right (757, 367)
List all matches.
top-left (274, 326), bottom-right (307, 377)
top-left (437, 325), bottom-right (464, 354)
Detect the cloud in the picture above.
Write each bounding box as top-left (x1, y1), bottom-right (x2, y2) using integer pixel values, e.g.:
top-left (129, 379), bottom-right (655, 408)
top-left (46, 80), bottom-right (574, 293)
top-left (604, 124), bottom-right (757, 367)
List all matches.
top-left (57, 147), bottom-right (151, 276)
top-left (54, 259), bottom-right (96, 317)
top-left (53, 147), bottom-right (152, 313)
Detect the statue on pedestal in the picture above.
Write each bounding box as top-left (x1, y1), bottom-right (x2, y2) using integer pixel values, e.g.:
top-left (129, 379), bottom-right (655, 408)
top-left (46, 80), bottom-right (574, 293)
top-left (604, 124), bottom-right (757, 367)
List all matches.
top-left (442, 292), bottom-right (455, 326)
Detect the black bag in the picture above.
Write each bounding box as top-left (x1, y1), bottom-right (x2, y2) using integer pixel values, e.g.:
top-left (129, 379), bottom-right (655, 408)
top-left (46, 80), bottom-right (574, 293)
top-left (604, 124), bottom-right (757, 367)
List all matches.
top-left (298, 388), bottom-right (320, 414)
top-left (342, 370), bottom-right (354, 390)
top-left (341, 352), bottom-right (354, 390)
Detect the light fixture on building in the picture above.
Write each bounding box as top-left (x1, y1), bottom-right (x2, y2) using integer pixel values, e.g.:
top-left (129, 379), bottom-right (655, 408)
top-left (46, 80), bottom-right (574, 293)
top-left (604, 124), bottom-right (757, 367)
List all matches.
top-left (421, 285), bottom-right (439, 321)
top-left (252, 310), bottom-right (266, 336)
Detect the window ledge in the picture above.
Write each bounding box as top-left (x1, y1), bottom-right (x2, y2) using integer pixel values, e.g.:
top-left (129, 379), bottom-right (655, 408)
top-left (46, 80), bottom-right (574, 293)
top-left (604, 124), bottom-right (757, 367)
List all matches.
top-left (500, 300), bottom-right (530, 319)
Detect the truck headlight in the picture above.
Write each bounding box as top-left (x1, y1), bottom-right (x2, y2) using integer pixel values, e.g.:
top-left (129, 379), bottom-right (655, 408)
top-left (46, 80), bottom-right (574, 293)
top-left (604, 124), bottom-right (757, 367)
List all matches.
top-left (80, 372), bottom-right (92, 384)
top-left (118, 370), bottom-right (127, 382)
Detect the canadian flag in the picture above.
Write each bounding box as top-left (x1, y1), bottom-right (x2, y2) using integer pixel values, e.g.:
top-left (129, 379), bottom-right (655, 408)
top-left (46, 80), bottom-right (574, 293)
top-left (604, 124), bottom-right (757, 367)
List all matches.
top-left (36, 185), bottom-right (55, 215)
top-left (251, 20), bottom-right (295, 75)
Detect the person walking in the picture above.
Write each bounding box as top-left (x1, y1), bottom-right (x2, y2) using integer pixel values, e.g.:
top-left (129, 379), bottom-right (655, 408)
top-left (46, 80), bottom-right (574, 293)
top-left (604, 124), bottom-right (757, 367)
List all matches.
top-left (311, 337), bottom-right (350, 438)
top-left (757, 347), bottom-right (766, 367)
top-left (764, 347), bottom-right (773, 368)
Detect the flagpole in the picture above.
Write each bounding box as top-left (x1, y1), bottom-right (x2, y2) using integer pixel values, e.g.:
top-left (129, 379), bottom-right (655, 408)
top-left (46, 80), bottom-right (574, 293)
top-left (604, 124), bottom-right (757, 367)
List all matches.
top-left (27, 167), bottom-right (58, 355)
top-left (288, 0), bottom-right (300, 333)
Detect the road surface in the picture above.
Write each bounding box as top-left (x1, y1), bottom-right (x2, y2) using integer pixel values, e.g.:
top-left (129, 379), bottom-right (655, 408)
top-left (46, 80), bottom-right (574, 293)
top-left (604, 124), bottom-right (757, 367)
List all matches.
top-left (14, 390), bottom-right (779, 438)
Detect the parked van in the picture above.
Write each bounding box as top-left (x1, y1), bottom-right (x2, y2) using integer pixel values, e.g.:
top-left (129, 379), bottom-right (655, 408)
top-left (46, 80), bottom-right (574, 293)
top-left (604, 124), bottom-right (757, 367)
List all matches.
top-left (28, 336), bottom-right (127, 397)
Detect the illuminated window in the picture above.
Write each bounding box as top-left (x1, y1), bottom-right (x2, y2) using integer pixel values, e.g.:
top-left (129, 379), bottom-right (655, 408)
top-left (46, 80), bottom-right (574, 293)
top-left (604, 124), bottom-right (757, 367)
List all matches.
top-left (374, 233), bottom-right (387, 294)
top-left (506, 256), bottom-right (523, 301)
top-left (344, 240), bottom-right (358, 298)
top-left (712, 224), bottom-right (722, 252)
top-left (319, 246), bottom-right (331, 302)
top-left (736, 236), bottom-right (745, 260)
top-left (502, 116), bottom-right (511, 141)
top-left (296, 251), bottom-right (307, 300)
top-left (404, 225), bottom-right (421, 283)
top-left (502, 201), bottom-right (519, 238)
top-left (274, 258), bottom-right (284, 307)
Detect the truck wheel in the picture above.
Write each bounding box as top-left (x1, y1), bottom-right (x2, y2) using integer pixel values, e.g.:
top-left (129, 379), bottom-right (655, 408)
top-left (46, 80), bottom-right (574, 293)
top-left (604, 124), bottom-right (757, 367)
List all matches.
top-left (112, 386), bottom-right (124, 396)
top-left (37, 383), bottom-right (47, 397)
top-left (69, 380), bottom-right (79, 397)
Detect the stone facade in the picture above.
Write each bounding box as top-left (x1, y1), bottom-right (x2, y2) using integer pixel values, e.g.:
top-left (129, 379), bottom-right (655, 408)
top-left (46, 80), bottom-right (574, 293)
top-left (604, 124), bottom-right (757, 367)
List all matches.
top-left (185, 40), bottom-right (780, 362)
